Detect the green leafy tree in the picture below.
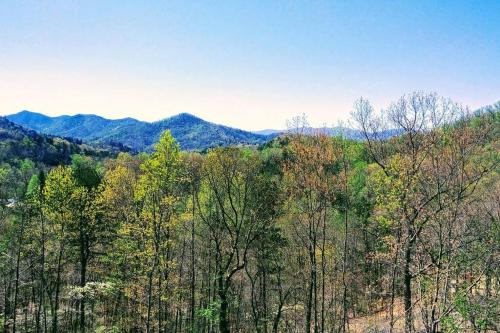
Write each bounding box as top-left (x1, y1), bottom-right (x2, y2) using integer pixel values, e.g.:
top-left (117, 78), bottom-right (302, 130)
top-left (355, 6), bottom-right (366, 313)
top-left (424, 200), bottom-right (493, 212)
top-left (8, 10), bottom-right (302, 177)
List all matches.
top-left (135, 130), bottom-right (183, 332)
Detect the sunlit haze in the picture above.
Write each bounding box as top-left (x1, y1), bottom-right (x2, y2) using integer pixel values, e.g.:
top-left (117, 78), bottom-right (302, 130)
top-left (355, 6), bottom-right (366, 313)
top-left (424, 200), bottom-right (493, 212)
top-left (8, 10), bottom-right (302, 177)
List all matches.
top-left (1, 1), bottom-right (499, 130)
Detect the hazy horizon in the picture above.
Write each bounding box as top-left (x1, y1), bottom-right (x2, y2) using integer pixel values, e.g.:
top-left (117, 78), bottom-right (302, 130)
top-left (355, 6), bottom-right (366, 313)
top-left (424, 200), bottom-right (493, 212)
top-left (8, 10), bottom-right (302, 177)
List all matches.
top-left (1, 1), bottom-right (499, 131)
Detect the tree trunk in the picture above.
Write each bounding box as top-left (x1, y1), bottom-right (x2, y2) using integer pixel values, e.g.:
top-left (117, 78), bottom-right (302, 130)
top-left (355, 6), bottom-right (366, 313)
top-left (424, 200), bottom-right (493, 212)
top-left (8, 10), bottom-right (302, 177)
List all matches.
top-left (80, 256), bottom-right (87, 333)
top-left (52, 241), bottom-right (64, 333)
top-left (190, 194), bottom-right (196, 331)
top-left (341, 208), bottom-right (348, 333)
top-left (146, 258), bottom-right (158, 333)
top-left (306, 246), bottom-right (314, 333)
top-left (12, 244), bottom-right (21, 333)
top-left (39, 209), bottom-right (48, 333)
top-left (403, 239), bottom-right (413, 333)
top-left (218, 274), bottom-right (230, 333)
top-left (219, 294), bottom-right (230, 333)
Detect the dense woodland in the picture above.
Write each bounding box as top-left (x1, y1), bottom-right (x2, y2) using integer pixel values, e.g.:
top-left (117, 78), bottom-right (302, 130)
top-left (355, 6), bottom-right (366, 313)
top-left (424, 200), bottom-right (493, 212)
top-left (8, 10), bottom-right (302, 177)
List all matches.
top-left (0, 93), bottom-right (498, 332)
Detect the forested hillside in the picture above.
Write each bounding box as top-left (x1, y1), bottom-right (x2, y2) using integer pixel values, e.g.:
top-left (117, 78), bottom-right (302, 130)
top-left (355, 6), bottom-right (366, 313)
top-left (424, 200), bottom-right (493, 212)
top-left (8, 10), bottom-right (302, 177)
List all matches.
top-left (0, 117), bottom-right (128, 166)
top-left (7, 112), bottom-right (270, 151)
top-left (0, 93), bottom-right (498, 333)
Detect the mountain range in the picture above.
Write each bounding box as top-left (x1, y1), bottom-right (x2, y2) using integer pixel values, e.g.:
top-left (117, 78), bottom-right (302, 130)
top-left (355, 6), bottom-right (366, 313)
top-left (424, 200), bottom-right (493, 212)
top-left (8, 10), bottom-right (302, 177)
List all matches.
top-left (7, 111), bottom-right (271, 151)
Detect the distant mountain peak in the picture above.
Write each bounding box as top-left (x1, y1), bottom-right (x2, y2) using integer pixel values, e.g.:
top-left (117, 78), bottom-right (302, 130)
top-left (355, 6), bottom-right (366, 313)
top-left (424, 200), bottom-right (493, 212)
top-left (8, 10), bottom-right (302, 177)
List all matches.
top-left (156, 112), bottom-right (204, 124)
top-left (14, 110), bottom-right (51, 118)
top-left (18, 110), bottom-right (36, 114)
top-left (175, 112), bottom-right (201, 119)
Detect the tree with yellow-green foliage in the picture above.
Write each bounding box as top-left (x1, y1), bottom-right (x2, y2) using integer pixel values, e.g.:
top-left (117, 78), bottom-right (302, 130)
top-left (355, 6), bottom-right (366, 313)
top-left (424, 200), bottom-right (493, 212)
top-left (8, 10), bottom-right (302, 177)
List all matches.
top-left (135, 131), bottom-right (183, 332)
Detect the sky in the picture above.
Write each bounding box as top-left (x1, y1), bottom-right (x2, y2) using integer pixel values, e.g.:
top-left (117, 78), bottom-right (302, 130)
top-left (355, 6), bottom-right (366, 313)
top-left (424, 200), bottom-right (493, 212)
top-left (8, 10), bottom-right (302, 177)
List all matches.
top-left (1, 1), bottom-right (499, 131)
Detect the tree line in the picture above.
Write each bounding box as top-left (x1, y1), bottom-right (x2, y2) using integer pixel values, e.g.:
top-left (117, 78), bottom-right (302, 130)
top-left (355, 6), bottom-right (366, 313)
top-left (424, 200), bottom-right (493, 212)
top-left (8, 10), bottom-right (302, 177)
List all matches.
top-left (1, 92), bottom-right (498, 332)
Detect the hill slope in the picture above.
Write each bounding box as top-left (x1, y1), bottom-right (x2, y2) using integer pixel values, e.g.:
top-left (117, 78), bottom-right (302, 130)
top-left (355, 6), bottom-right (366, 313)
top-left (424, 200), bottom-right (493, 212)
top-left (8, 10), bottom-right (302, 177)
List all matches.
top-left (0, 117), bottom-right (126, 166)
top-left (8, 111), bottom-right (270, 151)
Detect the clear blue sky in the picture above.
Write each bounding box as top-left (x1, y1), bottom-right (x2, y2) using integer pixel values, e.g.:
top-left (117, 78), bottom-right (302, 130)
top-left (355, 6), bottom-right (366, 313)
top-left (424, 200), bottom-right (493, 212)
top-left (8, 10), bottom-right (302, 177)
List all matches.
top-left (1, 0), bottom-right (499, 130)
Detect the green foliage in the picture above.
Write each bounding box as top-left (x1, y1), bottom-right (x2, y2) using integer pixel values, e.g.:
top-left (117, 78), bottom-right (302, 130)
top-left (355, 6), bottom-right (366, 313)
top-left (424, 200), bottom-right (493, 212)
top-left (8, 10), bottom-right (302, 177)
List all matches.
top-left (197, 301), bottom-right (221, 322)
top-left (71, 154), bottom-right (101, 188)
